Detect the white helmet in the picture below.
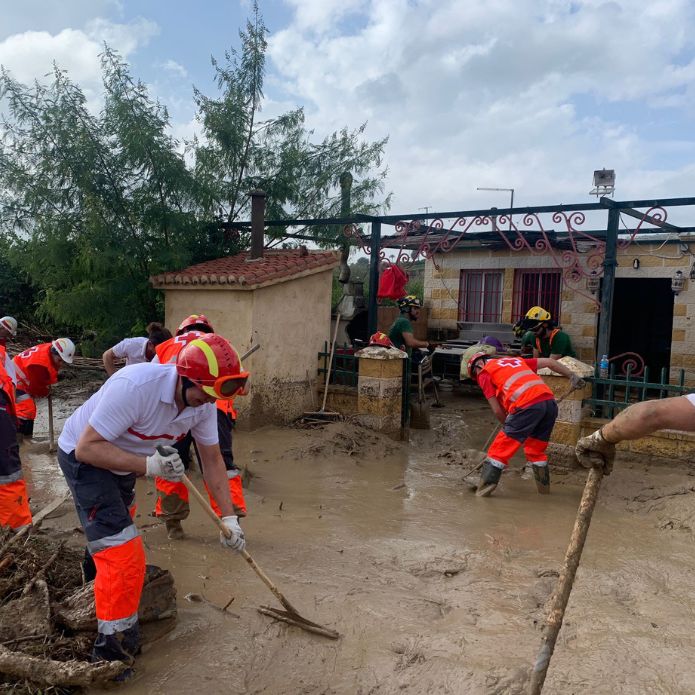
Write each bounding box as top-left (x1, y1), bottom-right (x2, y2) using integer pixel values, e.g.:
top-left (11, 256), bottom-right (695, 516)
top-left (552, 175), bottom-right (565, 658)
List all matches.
top-left (51, 337), bottom-right (76, 364)
top-left (0, 316), bottom-right (17, 337)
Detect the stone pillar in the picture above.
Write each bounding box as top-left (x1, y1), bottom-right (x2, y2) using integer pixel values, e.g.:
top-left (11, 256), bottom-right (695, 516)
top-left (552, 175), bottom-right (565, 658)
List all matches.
top-left (541, 374), bottom-right (592, 447)
top-left (356, 346), bottom-right (407, 439)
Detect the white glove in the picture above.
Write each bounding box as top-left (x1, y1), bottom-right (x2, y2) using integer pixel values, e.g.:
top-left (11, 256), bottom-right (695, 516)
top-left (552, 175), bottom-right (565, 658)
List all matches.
top-left (145, 446), bottom-right (184, 481)
top-left (219, 515), bottom-right (245, 552)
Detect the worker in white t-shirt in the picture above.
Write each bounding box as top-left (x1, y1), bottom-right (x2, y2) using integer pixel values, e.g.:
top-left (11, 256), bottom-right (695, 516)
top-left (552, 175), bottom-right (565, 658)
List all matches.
top-left (102, 322), bottom-right (171, 376)
top-left (57, 333), bottom-right (249, 673)
top-left (576, 394), bottom-right (695, 475)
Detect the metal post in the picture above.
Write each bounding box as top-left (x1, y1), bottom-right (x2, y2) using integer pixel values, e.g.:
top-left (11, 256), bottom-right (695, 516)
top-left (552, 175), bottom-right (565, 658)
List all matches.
top-left (338, 172), bottom-right (353, 284)
top-left (368, 220), bottom-right (381, 336)
top-left (596, 206), bottom-right (619, 362)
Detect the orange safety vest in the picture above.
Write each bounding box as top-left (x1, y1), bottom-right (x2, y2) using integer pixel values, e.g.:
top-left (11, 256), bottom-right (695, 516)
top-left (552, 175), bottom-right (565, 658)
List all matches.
top-left (13, 343), bottom-right (58, 397)
top-left (480, 357), bottom-right (552, 413)
top-left (535, 328), bottom-right (560, 354)
top-left (154, 331), bottom-right (207, 365)
top-left (0, 357), bottom-right (16, 419)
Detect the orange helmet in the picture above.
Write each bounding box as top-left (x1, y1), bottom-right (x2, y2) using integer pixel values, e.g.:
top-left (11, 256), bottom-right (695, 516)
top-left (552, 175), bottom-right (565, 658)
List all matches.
top-left (368, 332), bottom-right (394, 348)
top-left (176, 314), bottom-right (214, 336)
top-left (176, 334), bottom-right (249, 399)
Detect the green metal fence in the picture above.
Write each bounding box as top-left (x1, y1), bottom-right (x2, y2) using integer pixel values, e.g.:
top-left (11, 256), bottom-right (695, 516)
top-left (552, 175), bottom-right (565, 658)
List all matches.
top-left (584, 364), bottom-right (694, 419)
top-left (317, 342), bottom-right (359, 387)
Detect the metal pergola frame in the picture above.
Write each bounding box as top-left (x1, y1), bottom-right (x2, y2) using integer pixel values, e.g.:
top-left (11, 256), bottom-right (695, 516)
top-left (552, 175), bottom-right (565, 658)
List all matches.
top-left (219, 195), bottom-right (695, 363)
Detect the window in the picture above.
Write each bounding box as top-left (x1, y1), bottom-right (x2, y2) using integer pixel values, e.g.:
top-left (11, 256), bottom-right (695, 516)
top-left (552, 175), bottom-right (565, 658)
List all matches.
top-left (458, 270), bottom-right (503, 322)
top-left (512, 269), bottom-right (562, 322)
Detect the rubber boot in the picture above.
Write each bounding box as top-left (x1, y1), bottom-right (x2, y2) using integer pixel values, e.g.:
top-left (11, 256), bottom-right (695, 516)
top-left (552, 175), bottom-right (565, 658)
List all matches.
top-left (166, 519), bottom-right (185, 540)
top-left (475, 461), bottom-right (503, 498)
top-left (532, 464), bottom-right (550, 494)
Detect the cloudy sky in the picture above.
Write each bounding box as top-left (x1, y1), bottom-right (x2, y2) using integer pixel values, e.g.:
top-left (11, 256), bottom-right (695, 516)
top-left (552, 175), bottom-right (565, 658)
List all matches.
top-left (2, 0), bottom-right (695, 218)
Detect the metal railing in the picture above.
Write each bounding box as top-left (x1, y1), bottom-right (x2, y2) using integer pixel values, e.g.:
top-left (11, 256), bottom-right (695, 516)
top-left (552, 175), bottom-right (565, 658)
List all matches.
top-left (584, 364), bottom-right (694, 419)
top-left (317, 342), bottom-right (359, 387)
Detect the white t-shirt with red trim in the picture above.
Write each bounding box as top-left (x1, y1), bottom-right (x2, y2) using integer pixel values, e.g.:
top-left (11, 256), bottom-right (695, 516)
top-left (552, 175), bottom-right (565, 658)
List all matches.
top-left (58, 363), bottom-right (218, 458)
top-left (111, 337), bottom-right (149, 365)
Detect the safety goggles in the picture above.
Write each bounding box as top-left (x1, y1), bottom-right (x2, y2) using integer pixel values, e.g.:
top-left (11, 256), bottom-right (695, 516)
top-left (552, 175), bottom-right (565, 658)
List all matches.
top-left (200, 372), bottom-right (250, 399)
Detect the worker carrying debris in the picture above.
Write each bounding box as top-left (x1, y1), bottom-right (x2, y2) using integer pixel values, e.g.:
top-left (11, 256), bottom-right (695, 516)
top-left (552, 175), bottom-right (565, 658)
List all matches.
top-left (576, 394), bottom-right (695, 475)
top-left (13, 338), bottom-right (75, 439)
top-left (102, 322), bottom-right (172, 376)
top-left (514, 306), bottom-right (576, 359)
top-left (152, 314), bottom-right (248, 539)
top-left (461, 343), bottom-right (584, 497)
top-left (0, 316), bottom-right (32, 531)
top-left (56, 333), bottom-right (248, 672)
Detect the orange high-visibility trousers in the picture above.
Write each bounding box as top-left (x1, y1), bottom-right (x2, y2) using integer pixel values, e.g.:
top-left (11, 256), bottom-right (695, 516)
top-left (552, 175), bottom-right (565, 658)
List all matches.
top-left (0, 395), bottom-right (32, 530)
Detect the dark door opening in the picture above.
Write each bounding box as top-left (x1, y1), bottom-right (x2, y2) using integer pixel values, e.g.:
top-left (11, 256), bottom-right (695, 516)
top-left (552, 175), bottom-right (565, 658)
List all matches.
top-left (608, 278), bottom-right (673, 378)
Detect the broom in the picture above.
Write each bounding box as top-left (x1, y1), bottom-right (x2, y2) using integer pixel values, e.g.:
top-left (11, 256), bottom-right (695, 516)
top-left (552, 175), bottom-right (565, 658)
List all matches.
top-left (303, 313), bottom-right (341, 421)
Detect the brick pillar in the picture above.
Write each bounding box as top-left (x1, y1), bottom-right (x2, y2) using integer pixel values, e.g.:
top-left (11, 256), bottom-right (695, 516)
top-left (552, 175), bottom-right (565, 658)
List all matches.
top-left (541, 374), bottom-right (592, 446)
top-left (356, 347), bottom-right (407, 440)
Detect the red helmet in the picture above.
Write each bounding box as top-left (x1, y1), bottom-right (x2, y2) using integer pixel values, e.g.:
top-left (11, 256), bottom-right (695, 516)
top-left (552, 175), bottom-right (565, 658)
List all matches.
top-left (176, 314), bottom-right (214, 336)
top-left (368, 332), bottom-right (394, 348)
top-left (176, 334), bottom-right (249, 399)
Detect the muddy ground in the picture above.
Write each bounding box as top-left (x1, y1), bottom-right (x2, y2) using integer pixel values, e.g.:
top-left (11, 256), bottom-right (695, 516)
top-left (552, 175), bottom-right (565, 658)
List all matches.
top-left (17, 377), bottom-right (695, 694)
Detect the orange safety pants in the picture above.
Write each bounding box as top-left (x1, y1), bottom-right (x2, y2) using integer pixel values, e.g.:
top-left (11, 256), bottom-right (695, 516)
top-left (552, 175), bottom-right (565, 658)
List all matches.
top-left (58, 448), bottom-right (145, 664)
top-left (0, 394), bottom-right (32, 530)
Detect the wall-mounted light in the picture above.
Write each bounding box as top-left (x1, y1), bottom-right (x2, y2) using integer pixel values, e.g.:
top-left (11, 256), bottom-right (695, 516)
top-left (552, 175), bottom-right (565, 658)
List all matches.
top-left (672, 269), bottom-right (686, 295)
top-left (587, 271), bottom-right (600, 295)
top-left (632, 258), bottom-right (640, 270)
top-left (689, 262), bottom-right (695, 281)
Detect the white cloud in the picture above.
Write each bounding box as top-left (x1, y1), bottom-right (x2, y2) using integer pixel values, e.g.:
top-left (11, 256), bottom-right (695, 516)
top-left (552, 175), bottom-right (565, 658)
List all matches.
top-left (268, 0), bottom-right (695, 212)
top-left (160, 59), bottom-right (188, 79)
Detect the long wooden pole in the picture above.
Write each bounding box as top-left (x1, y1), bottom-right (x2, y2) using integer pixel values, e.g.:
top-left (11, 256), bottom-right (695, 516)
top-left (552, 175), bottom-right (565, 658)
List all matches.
top-left (528, 466), bottom-right (604, 694)
top-left (320, 313), bottom-right (341, 412)
top-left (47, 390), bottom-right (56, 453)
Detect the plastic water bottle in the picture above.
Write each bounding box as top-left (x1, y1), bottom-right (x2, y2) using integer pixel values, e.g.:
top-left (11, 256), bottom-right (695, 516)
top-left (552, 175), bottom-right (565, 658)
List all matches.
top-left (599, 354), bottom-right (609, 379)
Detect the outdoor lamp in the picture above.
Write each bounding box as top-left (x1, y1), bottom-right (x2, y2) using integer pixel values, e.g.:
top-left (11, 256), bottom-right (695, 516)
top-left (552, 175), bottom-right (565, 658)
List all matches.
top-left (689, 262), bottom-right (695, 281)
top-left (632, 258), bottom-right (640, 270)
top-left (672, 270), bottom-right (685, 295)
top-left (586, 271), bottom-right (600, 294)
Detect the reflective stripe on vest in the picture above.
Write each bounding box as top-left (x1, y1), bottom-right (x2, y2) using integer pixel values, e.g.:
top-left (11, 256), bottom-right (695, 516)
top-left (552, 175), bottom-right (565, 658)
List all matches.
top-left (482, 358), bottom-right (552, 412)
top-left (88, 523), bottom-right (140, 555)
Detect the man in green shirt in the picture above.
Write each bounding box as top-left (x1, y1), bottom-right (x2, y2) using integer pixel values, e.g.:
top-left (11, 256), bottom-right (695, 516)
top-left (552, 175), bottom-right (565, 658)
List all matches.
top-left (516, 306), bottom-right (575, 358)
top-left (388, 295), bottom-right (430, 356)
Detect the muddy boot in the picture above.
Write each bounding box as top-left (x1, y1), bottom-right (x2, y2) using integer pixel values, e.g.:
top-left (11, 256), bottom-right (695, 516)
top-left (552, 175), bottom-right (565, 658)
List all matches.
top-left (166, 519), bottom-right (185, 540)
top-left (532, 464), bottom-right (550, 494)
top-left (475, 461), bottom-right (503, 498)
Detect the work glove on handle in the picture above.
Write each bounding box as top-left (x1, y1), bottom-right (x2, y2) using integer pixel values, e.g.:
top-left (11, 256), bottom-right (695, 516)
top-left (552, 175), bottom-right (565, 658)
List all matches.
top-left (146, 446), bottom-right (184, 481)
top-left (575, 429), bottom-right (615, 475)
top-left (569, 374), bottom-right (586, 390)
top-left (220, 515), bottom-right (246, 552)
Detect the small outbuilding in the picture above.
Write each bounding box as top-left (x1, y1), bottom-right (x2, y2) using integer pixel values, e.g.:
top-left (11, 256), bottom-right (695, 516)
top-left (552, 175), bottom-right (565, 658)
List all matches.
top-left (150, 247), bottom-right (339, 426)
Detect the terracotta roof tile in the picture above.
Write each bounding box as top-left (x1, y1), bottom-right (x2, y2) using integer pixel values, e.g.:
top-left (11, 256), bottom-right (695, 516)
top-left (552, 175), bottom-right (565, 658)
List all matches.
top-left (150, 249), bottom-right (340, 289)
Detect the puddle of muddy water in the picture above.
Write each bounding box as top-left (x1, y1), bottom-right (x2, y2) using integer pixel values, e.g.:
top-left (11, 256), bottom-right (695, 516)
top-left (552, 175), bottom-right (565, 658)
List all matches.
top-left (16, 393), bottom-right (695, 694)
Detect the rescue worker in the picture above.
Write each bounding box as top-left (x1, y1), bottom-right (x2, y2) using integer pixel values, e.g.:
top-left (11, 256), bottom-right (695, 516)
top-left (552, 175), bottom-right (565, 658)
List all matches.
top-left (515, 306), bottom-right (575, 359)
top-left (576, 395), bottom-right (695, 475)
top-left (461, 343), bottom-right (584, 497)
top-left (13, 338), bottom-right (75, 438)
top-left (153, 314), bottom-right (246, 539)
top-left (0, 326), bottom-right (32, 530)
top-left (56, 333), bottom-right (248, 669)
top-left (388, 295), bottom-right (430, 358)
top-left (102, 322), bottom-right (172, 376)
top-left (0, 316), bottom-right (18, 385)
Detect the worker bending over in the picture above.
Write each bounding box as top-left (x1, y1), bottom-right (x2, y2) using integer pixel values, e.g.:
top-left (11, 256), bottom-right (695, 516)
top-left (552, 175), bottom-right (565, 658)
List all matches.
top-left (102, 322), bottom-right (172, 376)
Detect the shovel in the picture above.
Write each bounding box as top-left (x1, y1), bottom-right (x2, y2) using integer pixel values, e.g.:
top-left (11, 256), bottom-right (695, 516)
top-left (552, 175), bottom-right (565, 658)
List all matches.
top-left (181, 474), bottom-right (340, 640)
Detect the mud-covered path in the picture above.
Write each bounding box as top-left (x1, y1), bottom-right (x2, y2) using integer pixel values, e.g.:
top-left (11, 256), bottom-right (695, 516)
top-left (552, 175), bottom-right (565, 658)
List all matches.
top-left (20, 394), bottom-right (695, 694)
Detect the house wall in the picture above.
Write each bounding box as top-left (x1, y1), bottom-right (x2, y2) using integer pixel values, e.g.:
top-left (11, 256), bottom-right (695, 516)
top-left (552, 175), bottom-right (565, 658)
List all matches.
top-left (162, 269), bottom-right (334, 427)
top-left (424, 242), bottom-right (695, 383)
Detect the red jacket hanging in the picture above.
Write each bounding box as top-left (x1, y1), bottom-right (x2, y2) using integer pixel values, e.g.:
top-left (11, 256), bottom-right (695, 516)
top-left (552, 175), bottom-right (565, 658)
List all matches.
top-left (378, 264), bottom-right (408, 300)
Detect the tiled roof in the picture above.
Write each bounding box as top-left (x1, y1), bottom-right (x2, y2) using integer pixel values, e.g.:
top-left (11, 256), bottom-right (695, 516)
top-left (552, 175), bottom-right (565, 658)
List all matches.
top-left (150, 249), bottom-right (340, 290)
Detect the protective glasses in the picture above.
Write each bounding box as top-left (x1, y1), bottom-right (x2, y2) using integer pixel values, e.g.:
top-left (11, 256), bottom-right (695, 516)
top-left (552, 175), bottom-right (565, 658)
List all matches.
top-left (200, 372), bottom-right (250, 399)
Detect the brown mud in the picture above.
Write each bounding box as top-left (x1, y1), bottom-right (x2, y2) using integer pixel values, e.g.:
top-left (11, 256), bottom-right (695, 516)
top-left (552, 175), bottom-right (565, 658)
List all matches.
top-left (14, 391), bottom-right (695, 694)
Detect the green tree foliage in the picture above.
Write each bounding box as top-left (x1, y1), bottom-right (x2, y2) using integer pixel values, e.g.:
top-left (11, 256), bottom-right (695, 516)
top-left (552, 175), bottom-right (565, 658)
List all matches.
top-left (0, 2), bottom-right (389, 342)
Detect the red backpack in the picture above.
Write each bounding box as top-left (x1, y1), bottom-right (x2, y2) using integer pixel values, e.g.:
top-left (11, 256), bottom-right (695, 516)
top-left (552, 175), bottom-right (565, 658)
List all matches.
top-left (377, 264), bottom-right (408, 300)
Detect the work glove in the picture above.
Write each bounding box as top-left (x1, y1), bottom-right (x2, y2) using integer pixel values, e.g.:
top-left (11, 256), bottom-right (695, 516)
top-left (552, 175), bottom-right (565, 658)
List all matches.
top-left (145, 446), bottom-right (184, 481)
top-left (569, 374), bottom-right (586, 390)
top-left (575, 429), bottom-right (615, 475)
top-left (220, 515), bottom-right (246, 552)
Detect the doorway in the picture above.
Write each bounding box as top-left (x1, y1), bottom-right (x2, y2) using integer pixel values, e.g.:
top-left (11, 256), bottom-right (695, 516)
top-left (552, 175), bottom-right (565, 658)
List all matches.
top-left (608, 278), bottom-right (673, 378)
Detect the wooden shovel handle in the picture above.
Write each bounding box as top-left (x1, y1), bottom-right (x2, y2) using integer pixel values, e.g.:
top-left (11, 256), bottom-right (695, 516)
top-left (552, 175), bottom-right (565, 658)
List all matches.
top-left (180, 474), bottom-right (301, 616)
